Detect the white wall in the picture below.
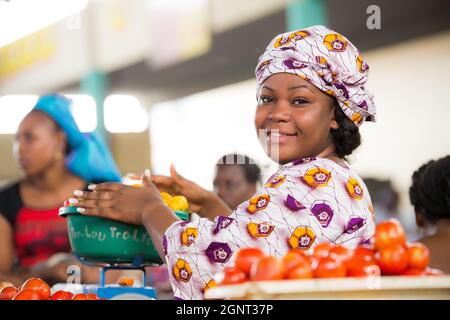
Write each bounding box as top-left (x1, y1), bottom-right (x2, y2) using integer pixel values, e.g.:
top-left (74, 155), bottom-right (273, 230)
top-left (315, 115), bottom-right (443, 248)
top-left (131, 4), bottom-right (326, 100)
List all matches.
top-left (352, 30), bottom-right (450, 211)
top-left (148, 80), bottom-right (279, 190)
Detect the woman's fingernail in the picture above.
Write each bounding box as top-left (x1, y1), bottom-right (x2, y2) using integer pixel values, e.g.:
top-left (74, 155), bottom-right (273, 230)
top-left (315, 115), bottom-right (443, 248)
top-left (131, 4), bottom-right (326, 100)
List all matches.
top-left (88, 184), bottom-right (96, 191)
top-left (68, 198), bottom-right (79, 205)
top-left (144, 169), bottom-right (151, 177)
top-left (73, 190), bottom-right (84, 197)
top-left (76, 207), bottom-right (86, 213)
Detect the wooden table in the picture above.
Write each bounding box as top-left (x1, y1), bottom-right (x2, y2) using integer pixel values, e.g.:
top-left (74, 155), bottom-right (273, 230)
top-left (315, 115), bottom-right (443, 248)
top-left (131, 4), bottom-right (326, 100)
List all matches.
top-left (204, 276), bottom-right (450, 300)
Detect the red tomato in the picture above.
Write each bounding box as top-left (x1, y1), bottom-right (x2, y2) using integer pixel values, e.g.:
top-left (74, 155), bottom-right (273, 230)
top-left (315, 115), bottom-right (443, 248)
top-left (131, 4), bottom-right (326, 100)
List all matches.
top-left (425, 268), bottom-right (445, 276)
top-left (406, 242), bottom-right (430, 270)
top-left (234, 248), bottom-right (265, 275)
top-left (402, 268), bottom-right (426, 276)
top-left (309, 256), bottom-right (320, 272)
top-left (0, 286), bottom-right (19, 300)
top-left (282, 249), bottom-right (310, 272)
top-left (12, 289), bottom-right (41, 300)
top-left (352, 245), bottom-right (376, 262)
top-left (85, 293), bottom-right (100, 300)
top-left (375, 244), bottom-right (409, 275)
top-left (20, 278), bottom-right (51, 300)
top-left (72, 293), bottom-right (88, 300)
top-left (329, 245), bottom-right (353, 263)
top-left (312, 242), bottom-right (335, 259)
top-left (374, 219), bottom-right (406, 250)
top-left (250, 256), bottom-right (286, 281)
top-left (219, 267), bottom-right (247, 285)
top-left (51, 290), bottom-right (74, 300)
top-left (347, 259), bottom-right (381, 277)
top-left (286, 260), bottom-right (313, 279)
top-left (314, 256), bottom-right (346, 278)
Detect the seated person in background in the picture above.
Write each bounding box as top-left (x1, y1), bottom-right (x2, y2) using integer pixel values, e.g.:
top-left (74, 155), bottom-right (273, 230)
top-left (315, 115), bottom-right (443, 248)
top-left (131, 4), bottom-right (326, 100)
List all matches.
top-left (213, 153), bottom-right (261, 211)
top-left (363, 178), bottom-right (399, 224)
top-left (0, 94), bottom-right (121, 286)
top-left (409, 155), bottom-right (450, 273)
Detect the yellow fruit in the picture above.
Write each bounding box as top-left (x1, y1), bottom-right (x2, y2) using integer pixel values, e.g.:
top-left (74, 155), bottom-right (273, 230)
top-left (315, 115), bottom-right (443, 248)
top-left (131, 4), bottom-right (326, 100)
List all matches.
top-left (169, 195), bottom-right (189, 212)
top-left (160, 192), bottom-right (173, 205)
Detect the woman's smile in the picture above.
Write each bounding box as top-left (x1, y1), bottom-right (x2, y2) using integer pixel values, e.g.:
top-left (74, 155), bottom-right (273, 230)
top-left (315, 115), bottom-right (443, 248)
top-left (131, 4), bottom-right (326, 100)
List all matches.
top-left (266, 128), bottom-right (299, 144)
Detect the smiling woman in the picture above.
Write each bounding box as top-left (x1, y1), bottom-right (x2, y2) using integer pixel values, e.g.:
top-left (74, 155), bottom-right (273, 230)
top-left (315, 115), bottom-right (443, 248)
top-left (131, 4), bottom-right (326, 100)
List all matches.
top-left (73, 25), bottom-right (378, 299)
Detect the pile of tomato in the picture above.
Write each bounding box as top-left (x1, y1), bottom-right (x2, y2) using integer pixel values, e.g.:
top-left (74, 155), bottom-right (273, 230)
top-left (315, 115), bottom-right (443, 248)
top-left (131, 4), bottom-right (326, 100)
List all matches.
top-left (217, 219), bottom-right (444, 285)
top-left (0, 278), bottom-right (103, 300)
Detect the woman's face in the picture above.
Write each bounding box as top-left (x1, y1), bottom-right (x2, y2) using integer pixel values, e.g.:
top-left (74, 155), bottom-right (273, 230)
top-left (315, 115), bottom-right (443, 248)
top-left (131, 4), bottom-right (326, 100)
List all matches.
top-left (213, 165), bottom-right (257, 210)
top-left (14, 111), bottom-right (65, 177)
top-left (254, 73), bottom-right (338, 164)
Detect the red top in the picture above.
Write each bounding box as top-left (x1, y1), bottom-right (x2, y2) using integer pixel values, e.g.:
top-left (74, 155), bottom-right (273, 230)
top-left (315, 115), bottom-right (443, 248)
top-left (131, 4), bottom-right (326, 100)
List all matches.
top-left (14, 206), bottom-right (71, 267)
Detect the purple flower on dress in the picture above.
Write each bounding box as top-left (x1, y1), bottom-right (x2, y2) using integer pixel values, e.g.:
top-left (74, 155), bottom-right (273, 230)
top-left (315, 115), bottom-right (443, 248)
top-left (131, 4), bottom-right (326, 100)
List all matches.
top-left (283, 59), bottom-right (307, 70)
top-left (178, 221), bottom-right (189, 227)
top-left (162, 235), bottom-right (168, 256)
top-left (359, 238), bottom-right (373, 245)
top-left (333, 83), bottom-right (349, 99)
top-left (344, 217), bottom-right (365, 234)
top-left (213, 216), bottom-right (234, 235)
top-left (311, 201), bottom-right (334, 228)
top-left (292, 157), bottom-right (316, 165)
top-left (285, 194), bottom-right (306, 211)
top-left (280, 46), bottom-right (297, 52)
top-left (205, 242), bottom-right (233, 264)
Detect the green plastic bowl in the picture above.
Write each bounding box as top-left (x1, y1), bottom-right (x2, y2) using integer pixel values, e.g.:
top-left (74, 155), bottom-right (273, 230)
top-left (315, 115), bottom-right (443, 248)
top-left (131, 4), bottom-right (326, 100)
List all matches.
top-left (59, 206), bottom-right (189, 266)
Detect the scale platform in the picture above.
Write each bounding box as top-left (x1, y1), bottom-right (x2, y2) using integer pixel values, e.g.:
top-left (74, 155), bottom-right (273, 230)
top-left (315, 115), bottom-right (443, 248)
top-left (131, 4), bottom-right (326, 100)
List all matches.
top-left (52, 254), bottom-right (159, 300)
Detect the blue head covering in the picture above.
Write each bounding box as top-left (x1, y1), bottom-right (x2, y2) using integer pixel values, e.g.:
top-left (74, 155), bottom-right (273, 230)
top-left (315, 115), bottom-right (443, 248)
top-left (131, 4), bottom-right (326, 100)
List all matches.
top-left (33, 94), bottom-right (121, 183)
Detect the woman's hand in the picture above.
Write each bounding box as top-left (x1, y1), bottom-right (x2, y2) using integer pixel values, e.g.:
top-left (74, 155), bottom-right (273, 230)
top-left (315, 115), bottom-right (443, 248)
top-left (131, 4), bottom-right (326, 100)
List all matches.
top-left (151, 164), bottom-right (232, 218)
top-left (72, 174), bottom-right (167, 225)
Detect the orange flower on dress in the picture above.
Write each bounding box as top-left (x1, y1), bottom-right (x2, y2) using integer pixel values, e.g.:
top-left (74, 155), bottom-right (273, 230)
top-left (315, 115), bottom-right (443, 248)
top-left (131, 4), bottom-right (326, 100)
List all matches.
top-left (173, 259), bottom-right (192, 283)
top-left (369, 203), bottom-right (375, 221)
top-left (346, 177), bottom-right (364, 200)
top-left (247, 222), bottom-right (275, 238)
top-left (302, 167), bottom-right (331, 189)
top-left (246, 194), bottom-right (270, 214)
top-left (288, 226), bottom-right (316, 249)
top-left (203, 279), bottom-right (217, 293)
top-left (180, 227), bottom-right (199, 247)
top-left (264, 175), bottom-right (286, 188)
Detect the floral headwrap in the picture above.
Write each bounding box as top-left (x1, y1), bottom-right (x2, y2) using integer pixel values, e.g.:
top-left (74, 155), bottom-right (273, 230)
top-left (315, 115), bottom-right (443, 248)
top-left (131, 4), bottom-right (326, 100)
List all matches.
top-left (255, 25), bottom-right (376, 126)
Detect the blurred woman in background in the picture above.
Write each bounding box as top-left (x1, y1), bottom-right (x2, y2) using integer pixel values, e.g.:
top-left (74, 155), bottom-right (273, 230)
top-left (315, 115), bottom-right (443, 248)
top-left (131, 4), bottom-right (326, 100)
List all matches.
top-left (213, 153), bottom-right (261, 211)
top-left (409, 155), bottom-right (450, 273)
top-left (0, 94), bottom-right (121, 286)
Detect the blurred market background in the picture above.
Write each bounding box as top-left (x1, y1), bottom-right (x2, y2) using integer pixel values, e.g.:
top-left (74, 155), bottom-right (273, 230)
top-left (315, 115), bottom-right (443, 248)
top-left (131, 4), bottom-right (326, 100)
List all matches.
top-left (0, 0), bottom-right (449, 239)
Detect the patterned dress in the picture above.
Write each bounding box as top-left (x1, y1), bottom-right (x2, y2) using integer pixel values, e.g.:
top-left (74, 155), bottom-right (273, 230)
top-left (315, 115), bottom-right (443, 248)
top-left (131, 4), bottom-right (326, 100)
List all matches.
top-left (163, 157), bottom-right (375, 299)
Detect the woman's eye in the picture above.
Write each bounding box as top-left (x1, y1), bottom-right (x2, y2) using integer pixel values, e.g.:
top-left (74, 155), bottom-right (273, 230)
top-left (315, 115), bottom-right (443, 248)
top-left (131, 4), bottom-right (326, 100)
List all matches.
top-left (292, 98), bottom-right (308, 105)
top-left (24, 133), bottom-right (35, 142)
top-left (258, 96), bottom-right (273, 104)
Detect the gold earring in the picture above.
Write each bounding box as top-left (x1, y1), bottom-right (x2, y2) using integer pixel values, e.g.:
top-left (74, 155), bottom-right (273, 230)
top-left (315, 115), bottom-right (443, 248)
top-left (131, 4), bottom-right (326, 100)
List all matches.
top-left (54, 150), bottom-right (63, 161)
